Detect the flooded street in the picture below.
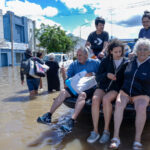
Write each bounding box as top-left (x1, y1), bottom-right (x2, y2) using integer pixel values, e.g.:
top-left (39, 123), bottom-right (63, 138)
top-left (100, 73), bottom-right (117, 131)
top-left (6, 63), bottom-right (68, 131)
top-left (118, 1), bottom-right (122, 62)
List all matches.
top-left (0, 67), bottom-right (150, 150)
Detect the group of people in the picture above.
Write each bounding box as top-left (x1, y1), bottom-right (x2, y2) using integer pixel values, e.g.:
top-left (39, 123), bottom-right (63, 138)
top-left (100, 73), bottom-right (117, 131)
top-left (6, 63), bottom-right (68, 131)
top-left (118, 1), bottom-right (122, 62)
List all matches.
top-left (20, 50), bottom-right (44, 97)
top-left (20, 51), bottom-right (60, 98)
top-left (27, 10), bottom-right (150, 150)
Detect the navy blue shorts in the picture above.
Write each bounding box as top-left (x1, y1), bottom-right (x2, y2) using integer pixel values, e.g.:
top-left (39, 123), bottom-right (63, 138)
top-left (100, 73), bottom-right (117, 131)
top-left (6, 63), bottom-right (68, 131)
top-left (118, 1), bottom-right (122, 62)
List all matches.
top-left (66, 86), bottom-right (96, 99)
top-left (27, 78), bottom-right (40, 92)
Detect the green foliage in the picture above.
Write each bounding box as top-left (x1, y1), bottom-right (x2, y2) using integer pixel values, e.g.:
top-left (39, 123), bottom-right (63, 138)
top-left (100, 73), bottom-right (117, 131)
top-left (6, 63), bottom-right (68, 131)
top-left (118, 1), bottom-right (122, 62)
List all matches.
top-left (35, 24), bottom-right (77, 53)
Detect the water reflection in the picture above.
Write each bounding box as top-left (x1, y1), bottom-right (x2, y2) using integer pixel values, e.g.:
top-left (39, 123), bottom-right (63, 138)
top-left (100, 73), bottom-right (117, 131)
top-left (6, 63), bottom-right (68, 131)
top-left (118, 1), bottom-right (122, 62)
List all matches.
top-left (0, 67), bottom-right (150, 150)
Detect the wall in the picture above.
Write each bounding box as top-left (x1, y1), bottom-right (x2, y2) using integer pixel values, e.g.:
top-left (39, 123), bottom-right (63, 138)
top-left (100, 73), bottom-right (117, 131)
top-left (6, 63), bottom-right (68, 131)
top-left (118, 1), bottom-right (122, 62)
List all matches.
top-left (3, 11), bottom-right (28, 44)
top-left (0, 10), bottom-right (35, 67)
top-left (0, 9), bottom-right (4, 43)
top-left (3, 13), bottom-right (11, 41)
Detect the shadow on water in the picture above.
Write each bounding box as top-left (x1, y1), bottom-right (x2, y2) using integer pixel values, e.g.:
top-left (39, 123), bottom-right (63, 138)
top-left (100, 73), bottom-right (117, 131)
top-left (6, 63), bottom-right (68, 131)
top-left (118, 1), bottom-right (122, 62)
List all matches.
top-left (3, 90), bottom-right (56, 103)
top-left (16, 89), bottom-right (29, 94)
top-left (2, 95), bottom-right (37, 102)
top-left (37, 90), bottom-right (61, 97)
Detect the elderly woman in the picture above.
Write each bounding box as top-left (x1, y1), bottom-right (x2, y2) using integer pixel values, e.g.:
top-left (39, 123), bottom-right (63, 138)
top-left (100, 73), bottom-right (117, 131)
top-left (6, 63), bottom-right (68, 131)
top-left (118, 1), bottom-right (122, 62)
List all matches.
top-left (109, 38), bottom-right (150, 150)
top-left (45, 53), bottom-right (60, 92)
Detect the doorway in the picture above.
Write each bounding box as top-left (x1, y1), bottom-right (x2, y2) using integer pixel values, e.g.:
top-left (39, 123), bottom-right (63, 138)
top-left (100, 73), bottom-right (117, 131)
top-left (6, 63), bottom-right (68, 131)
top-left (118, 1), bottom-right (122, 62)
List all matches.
top-left (1, 53), bottom-right (8, 66)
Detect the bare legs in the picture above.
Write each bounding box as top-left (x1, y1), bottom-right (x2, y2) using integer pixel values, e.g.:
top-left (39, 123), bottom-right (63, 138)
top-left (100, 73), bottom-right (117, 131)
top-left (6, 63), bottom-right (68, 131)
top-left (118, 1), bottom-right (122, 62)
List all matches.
top-left (50, 90), bottom-right (88, 120)
top-left (29, 90), bottom-right (36, 97)
top-left (102, 91), bottom-right (118, 131)
top-left (134, 96), bottom-right (149, 143)
top-left (112, 91), bottom-right (149, 144)
top-left (50, 89), bottom-right (71, 114)
top-left (39, 78), bottom-right (43, 89)
top-left (92, 89), bottom-right (105, 133)
top-left (72, 92), bottom-right (87, 120)
top-left (91, 89), bottom-right (118, 133)
top-left (113, 91), bottom-right (129, 139)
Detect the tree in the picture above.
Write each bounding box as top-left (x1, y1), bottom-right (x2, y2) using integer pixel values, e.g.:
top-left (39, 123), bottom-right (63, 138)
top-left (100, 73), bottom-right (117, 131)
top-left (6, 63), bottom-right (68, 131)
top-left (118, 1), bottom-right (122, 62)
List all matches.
top-left (67, 33), bottom-right (80, 57)
top-left (35, 24), bottom-right (75, 53)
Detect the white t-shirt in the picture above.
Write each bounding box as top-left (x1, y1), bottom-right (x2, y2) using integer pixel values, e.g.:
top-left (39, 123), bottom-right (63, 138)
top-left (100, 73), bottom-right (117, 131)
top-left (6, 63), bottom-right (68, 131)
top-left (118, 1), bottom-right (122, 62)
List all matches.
top-left (114, 57), bottom-right (123, 69)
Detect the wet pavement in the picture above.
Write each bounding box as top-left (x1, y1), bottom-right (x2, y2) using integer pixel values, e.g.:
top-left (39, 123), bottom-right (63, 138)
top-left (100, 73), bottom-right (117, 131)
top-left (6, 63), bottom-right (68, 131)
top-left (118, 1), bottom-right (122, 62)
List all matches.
top-left (0, 66), bottom-right (150, 150)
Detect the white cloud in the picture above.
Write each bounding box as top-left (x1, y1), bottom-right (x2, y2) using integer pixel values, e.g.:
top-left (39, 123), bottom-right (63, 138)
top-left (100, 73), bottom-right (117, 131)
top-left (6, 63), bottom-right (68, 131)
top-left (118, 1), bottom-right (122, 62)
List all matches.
top-left (72, 21), bottom-right (95, 40)
top-left (60, 0), bottom-right (100, 11)
top-left (70, 0), bottom-right (150, 39)
top-left (6, 0), bottom-right (43, 17)
top-left (1, 0), bottom-right (150, 39)
top-left (0, 0), bottom-right (5, 10)
top-left (35, 16), bottom-right (61, 29)
top-left (105, 23), bottom-right (141, 39)
top-left (0, 0), bottom-right (59, 28)
top-left (72, 20), bottom-right (141, 40)
top-left (59, 0), bottom-right (150, 22)
top-left (4, 0), bottom-right (58, 17)
top-left (43, 6), bottom-right (58, 17)
top-left (94, 0), bottom-right (150, 23)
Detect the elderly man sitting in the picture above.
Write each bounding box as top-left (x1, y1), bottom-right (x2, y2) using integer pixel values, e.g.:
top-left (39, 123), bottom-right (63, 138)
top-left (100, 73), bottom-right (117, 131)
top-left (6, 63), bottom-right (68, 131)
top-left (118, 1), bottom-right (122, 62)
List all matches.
top-left (37, 47), bottom-right (100, 132)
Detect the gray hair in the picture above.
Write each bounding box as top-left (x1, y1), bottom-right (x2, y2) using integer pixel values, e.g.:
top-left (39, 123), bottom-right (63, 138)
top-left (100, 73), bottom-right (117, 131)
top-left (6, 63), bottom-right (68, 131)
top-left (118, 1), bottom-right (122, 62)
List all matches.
top-left (77, 47), bottom-right (88, 55)
top-left (49, 53), bottom-right (55, 60)
top-left (133, 38), bottom-right (150, 54)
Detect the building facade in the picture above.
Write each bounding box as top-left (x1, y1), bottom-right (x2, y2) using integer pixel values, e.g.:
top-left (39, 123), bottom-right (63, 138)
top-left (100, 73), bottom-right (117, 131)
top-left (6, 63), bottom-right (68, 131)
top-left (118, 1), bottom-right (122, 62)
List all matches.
top-left (0, 10), bottom-right (36, 67)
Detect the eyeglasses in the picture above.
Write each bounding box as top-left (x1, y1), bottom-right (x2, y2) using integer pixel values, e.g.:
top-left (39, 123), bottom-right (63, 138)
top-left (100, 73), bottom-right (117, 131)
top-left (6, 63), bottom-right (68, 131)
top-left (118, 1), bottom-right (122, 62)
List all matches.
top-left (138, 48), bottom-right (149, 52)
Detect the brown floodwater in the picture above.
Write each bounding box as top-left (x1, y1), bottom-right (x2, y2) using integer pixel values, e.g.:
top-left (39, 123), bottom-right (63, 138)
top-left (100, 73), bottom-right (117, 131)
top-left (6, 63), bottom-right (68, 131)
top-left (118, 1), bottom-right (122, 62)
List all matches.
top-left (0, 66), bottom-right (150, 150)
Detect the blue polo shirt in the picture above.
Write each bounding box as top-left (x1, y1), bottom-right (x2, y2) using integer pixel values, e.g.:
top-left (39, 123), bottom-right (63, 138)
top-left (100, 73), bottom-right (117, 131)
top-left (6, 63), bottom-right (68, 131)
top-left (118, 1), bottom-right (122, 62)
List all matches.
top-left (67, 58), bottom-right (100, 78)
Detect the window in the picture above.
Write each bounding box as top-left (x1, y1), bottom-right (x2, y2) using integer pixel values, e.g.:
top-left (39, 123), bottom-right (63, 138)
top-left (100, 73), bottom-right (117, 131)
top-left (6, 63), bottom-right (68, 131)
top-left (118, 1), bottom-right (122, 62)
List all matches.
top-left (15, 25), bottom-right (25, 43)
top-left (55, 55), bottom-right (61, 62)
top-left (16, 53), bottom-right (23, 63)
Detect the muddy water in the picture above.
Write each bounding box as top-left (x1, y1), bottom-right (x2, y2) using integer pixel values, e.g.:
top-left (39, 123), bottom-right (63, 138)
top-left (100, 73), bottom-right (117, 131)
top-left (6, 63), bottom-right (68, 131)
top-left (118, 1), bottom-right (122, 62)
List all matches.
top-left (0, 67), bottom-right (150, 150)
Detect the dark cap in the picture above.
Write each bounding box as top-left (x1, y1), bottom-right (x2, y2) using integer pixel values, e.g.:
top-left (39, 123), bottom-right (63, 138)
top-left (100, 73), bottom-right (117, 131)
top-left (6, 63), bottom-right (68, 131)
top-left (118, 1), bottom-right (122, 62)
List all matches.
top-left (25, 49), bottom-right (32, 56)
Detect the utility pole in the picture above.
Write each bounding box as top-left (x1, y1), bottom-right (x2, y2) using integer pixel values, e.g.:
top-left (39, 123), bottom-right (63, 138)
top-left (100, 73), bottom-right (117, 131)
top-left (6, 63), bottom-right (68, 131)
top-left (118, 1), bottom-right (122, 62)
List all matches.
top-left (10, 12), bottom-right (14, 67)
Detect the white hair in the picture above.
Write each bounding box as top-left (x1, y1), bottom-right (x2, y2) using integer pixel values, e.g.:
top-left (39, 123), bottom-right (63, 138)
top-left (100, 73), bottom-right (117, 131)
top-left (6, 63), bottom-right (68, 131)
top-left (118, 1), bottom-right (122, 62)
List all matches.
top-left (49, 53), bottom-right (55, 60)
top-left (77, 47), bottom-right (88, 55)
top-left (133, 38), bottom-right (150, 54)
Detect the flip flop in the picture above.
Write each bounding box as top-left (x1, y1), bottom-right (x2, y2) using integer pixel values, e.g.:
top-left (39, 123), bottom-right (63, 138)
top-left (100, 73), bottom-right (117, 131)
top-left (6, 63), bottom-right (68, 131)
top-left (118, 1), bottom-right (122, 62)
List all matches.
top-left (109, 137), bottom-right (120, 149)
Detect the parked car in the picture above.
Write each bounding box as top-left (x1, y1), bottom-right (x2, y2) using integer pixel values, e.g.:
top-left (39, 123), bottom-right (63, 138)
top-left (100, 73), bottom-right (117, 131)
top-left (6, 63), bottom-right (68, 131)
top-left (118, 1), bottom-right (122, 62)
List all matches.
top-left (43, 53), bottom-right (73, 69)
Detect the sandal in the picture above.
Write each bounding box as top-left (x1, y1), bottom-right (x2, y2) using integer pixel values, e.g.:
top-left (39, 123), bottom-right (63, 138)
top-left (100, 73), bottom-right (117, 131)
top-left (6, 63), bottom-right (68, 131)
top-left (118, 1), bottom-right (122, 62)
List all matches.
top-left (133, 141), bottom-right (143, 150)
top-left (109, 137), bottom-right (120, 149)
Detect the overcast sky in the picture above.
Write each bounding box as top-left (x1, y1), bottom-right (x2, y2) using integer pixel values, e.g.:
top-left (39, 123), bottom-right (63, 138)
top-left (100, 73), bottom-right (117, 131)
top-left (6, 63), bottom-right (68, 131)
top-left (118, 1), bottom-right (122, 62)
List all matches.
top-left (0, 0), bottom-right (150, 39)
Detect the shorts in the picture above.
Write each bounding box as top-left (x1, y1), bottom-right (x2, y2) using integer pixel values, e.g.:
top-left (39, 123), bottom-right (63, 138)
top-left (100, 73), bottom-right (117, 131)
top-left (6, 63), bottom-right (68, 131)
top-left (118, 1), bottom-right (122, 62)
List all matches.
top-left (66, 86), bottom-right (96, 100)
top-left (119, 90), bottom-right (150, 103)
top-left (27, 78), bottom-right (40, 92)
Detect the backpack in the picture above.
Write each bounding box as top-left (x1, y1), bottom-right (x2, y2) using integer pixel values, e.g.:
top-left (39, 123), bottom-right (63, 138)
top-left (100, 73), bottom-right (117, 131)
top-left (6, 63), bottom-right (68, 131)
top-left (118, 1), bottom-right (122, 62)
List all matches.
top-left (20, 58), bottom-right (30, 75)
